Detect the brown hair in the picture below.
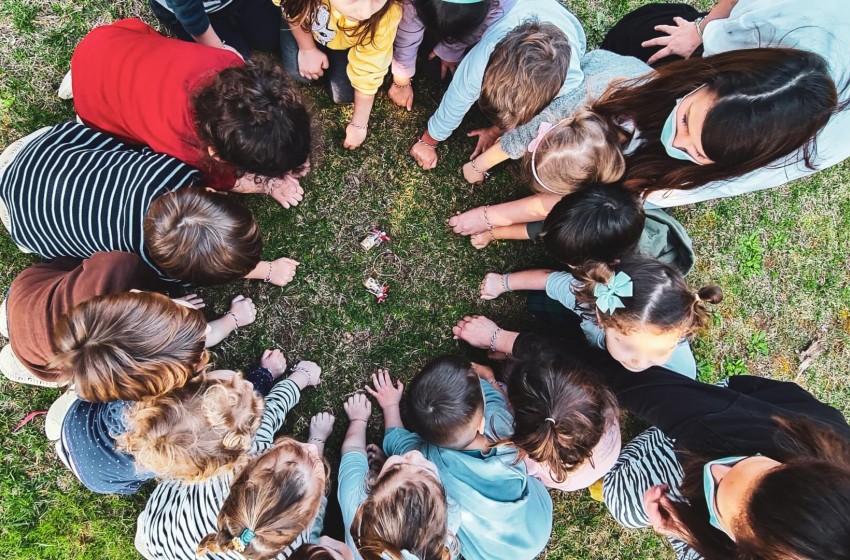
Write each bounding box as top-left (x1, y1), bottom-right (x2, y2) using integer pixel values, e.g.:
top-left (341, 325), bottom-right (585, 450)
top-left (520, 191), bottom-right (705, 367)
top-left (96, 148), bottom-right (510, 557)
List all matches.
top-left (502, 354), bottom-right (618, 484)
top-left (289, 545), bottom-right (336, 560)
top-left (192, 55), bottom-right (312, 182)
top-left (479, 20), bottom-right (571, 130)
top-left (117, 371), bottom-right (264, 482)
top-left (592, 48), bottom-right (840, 194)
top-left (197, 438), bottom-right (327, 560)
top-left (529, 109), bottom-right (626, 195)
top-left (662, 417), bottom-right (850, 560)
top-left (572, 254), bottom-right (722, 337)
top-left (50, 292), bottom-right (208, 403)
top-left (144, 187), bottom-right (263, 286)
top-left (407, 355), bottom-right (484, 449)
top-left (352, 466), bottom-right (454, 560)
top-left (282, 0), bottom-right (400, 48)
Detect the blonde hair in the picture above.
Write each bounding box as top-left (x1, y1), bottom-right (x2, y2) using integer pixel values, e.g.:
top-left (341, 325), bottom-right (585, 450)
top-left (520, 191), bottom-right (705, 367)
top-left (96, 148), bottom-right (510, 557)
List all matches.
top-left (50, 292), bottom-right (208, 403)
top-left (197, 438), bottom-right (327, 560)
top-left (529, 109), bottom-right (626, 195)
top-left (479, 20), bottom-right (571, 130)
top-left (352, 467), bottom-right (455, 560)
top-left (116, 371), bottom-right (263, 482)
top-left (144, 187), bottom-right (262, 287)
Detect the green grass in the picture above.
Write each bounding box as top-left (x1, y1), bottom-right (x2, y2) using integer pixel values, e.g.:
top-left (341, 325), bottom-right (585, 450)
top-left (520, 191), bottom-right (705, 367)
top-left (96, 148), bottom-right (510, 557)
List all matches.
top-left (1, 0), bottom-right (849, 558)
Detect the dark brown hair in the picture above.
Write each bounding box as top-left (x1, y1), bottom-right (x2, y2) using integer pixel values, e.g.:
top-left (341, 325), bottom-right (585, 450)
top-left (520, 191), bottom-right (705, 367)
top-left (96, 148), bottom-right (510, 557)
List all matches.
top-left (662, 418), bottom-right (850, 560)
top-left (144, 187), bottom-right (262, 286)
top-left (412, 0), bottom-right (490, 42)
top-left (541, 183), bottom-right (645, 268)
top-left (282, 0), bottom-right (400, 48)
top-left (407, 355), bottom-right (484, 448)
top-left (593, 48), bottom-right (840, 194)
top-left (289, 545), bottom-right (336, 560)
top-left (352, 466), bottom-right (454, 560)
top-left (572, 254), bottom-right (722, 337)
top-left (503, 354), bottom-right (618, 483)
top-left (479, 20), bottom-right (571, 130)
top-left (51, 292), bottom-right (208, 402)
top-left (192, 55), bottom-right (311, 181)
top-left (197, 438), bottom-right (327, 559)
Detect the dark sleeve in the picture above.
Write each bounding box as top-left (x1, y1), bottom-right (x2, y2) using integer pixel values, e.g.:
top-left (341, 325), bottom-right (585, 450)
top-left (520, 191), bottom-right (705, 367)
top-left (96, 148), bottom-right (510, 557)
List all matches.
top-left (163, 0), bottom-right (211, 37)
top-left (726, 375), bottom-right (849, 429)
top-left (526, 221), bottom-right (544, 240)
top-left (243, 365), bottom-right (274, 396)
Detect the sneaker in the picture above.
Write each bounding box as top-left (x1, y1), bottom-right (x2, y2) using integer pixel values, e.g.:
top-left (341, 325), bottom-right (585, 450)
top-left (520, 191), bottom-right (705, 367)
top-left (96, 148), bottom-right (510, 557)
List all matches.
top-left (0, 344), bottom-right (60, 388)
top-left (45, 389), bottom-right (79, 441)
top-left (58, 70), bottom-right (73, 100)
top-left (0, 295), bottom-right (8, 339)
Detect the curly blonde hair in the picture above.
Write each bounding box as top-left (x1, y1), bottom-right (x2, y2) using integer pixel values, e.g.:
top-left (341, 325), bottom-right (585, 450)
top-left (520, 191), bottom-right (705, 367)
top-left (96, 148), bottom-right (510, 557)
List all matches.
top-left (116, 371), bottom-right (263, 482)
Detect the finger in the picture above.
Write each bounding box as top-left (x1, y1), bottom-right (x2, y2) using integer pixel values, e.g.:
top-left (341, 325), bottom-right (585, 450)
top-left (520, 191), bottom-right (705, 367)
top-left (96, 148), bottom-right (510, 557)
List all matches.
top-left (232, 294), bottom-right (244, 303)
top-left (647, 47), bottom-right (672, 65)
top-left (364, 385), bottom-right (377, 396)
top-left (641, 36), bottom-right (670, 48)
top-left (395, 380), bottom-right (404, 391)
top-left (427, 50), bottom-right (436, 60)
top-left (284, 258), bottom-right (301, 265)
top-left (653, 24), bottom-right (676, 34)
top-left (440, 64), bottom-right (447, 80)
top-left (467, 130), bottom-right (481, 138)
top-left (262, 349), bottom-right (273, 360)
top-left (672, 16), bottom-right (689, 26)
top-left (321, 58), bottom-right (329, 70)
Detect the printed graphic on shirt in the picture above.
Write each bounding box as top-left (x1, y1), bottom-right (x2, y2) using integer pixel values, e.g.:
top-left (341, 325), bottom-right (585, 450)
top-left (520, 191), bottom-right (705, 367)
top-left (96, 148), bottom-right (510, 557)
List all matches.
top-left (312, 5), bottom-right (336, 45)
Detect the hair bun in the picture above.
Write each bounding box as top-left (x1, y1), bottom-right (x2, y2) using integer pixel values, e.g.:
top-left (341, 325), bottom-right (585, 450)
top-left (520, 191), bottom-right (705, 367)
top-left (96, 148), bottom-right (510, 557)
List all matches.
top-left (696, 285), bottom-right (723, 304)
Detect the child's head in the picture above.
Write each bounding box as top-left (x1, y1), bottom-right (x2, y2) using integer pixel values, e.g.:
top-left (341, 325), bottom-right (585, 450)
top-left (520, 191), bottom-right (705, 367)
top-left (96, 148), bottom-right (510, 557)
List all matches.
top-left (353, 450), bottom-right (454, 560)
top-left (144, 187), bottom-right (263, 286)
top-left (290, 539), bottom-right (354, 560)
top-left (192, 55), bottom-right (312, 180)
top-left (541, 183), bottom-right (645, 268)
top-left (412, 0), bottom-right (491, 42)
top-left (117, 370), bottom-right (263, 482)
top-left (479, 20), bottom-right (571, 130)
top-left (407, 355), bottom-right (484, 449)
top-left (51, 292), bottom-right (208, 402)
top-left (528, 110), bottom-right (626, 195)
top-left (504, 355), bottom-right (618, 484)
top-left (197, 437), bottom-right (328, 560)
top-left (573, 255), bottom-right (723, 371)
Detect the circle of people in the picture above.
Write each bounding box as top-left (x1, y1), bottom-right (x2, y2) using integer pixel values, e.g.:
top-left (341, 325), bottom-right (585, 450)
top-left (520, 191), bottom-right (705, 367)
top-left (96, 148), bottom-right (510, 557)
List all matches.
top-left (0, 0), bottom-right (848, 559)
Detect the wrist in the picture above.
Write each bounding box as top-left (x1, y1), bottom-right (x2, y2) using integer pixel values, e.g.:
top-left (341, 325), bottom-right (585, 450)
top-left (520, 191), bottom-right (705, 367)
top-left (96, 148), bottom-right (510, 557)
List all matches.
top-left (381, 403), bottom-right (400, 412)
top-left (421, 130), bottom-right (439, 146)
top-left (287, 370), bottom-right (310, 389)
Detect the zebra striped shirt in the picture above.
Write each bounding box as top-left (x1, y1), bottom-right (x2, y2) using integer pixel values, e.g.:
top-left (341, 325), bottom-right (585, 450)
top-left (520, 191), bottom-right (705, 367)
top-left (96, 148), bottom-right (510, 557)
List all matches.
top-left (0, 122), bottom-right (199, 279)
top-left (137, 379), bottom-right (311, 560)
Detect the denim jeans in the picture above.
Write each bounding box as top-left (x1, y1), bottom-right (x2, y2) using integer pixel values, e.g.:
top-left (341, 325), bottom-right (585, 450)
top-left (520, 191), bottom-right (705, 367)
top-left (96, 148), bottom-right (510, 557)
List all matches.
top-left (279, 26), bottom-right (354, 104)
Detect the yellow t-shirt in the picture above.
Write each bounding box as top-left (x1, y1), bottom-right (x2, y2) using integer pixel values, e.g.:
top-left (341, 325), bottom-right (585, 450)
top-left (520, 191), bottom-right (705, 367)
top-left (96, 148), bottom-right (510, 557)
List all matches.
top-left (307, 1), bottom-right (402, 95)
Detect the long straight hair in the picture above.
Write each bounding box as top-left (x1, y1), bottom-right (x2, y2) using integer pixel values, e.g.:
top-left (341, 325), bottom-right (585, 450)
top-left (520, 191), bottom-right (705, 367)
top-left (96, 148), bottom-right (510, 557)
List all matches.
top-left (663, 417), bottom-right (850, 560)
top-left (593, 48), bottom-right (841, 194)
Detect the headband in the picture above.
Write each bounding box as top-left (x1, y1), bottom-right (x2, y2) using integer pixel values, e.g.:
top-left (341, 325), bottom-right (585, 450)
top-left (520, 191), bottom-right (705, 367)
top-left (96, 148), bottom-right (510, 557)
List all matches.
top-left (528, 122), bottom-right (561, 195)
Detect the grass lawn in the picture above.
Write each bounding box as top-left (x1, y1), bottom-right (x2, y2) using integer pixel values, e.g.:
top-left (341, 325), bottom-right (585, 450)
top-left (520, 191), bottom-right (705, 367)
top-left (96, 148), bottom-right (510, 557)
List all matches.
top-left (1, 0), bottom-right (848, 558)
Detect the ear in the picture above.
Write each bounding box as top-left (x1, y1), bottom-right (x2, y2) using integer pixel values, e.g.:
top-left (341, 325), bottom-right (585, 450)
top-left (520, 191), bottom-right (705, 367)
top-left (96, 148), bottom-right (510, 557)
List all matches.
top-left (207, 145), bottom-right (224, 162)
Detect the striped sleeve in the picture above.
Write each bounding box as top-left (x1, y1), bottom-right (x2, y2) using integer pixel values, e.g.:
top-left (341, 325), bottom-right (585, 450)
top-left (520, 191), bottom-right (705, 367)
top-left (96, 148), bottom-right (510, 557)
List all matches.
top-left (250, 379), bottom-right (302, 454)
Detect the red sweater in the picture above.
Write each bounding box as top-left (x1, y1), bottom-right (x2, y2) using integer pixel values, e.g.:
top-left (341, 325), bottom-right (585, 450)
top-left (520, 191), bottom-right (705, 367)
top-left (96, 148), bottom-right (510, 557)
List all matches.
top-left (71, 18), bottom-right (243, 190)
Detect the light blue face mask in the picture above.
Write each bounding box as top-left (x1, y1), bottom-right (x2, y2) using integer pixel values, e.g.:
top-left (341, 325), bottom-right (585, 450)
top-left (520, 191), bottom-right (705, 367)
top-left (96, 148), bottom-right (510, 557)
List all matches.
top-left (703, 455), bottom-right (750, 537)
top-left (660, 89), bottom-right (702, 164)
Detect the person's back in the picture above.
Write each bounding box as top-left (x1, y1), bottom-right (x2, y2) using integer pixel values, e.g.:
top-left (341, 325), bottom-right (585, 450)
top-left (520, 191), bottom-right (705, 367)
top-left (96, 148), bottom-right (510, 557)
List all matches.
top-left (379, 356), bottom-right (553, 560)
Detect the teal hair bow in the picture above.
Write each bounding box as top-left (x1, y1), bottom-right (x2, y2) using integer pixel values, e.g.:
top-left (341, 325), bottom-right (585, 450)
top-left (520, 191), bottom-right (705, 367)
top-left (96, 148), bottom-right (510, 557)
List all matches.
top-left (593, 271), bottom-right (633, 314)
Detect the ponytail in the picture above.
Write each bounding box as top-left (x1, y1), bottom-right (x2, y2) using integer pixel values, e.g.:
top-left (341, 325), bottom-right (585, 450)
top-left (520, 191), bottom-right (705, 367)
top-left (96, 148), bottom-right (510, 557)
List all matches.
top-left (572, 254), bottom-right (722, 337)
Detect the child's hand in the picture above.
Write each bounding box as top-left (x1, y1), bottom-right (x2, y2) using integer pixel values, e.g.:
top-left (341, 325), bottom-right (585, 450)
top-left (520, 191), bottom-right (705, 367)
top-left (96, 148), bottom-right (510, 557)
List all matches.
top-left (344, 124), bottom-right (368, 150)
top-left (448, 207), bottom-right (489, 236)
top-left (365, 368), bottom-right (404, 410)
top-left (344, 393), bottom-right (372, 422)
top-left (389, 81), bottom-right (414, 111)
top-left (470, 233), bottom-right (492, 250)
top-left (290, 361), bottom-right (322, 388)
top-left (228, 295), bottom-right (257, 327)
top-left (463, 160), bottom-right (487, 184)
top-left (268, 174), bottom-right (305, 208)
top-left (479, 273), bottom-right (506, 300)
top-left (266, 257), bottom-right (300, 287)
top-left (260, 349), bottom-right (287, 379)
top-left (452, 315), bottom-right (500, 349)
top-left (428, 51), bottom-right (459, 80)
top-left (410, 141), bottom-right (438, 170)
top-left (298, 47), bottom-right (329, 80)
top-left (173, 293), bottom-right (205, 309)
top-left (468, 125), bottom-right (501, 159)
top-left (309, 412), bottom-right (336, 442)
top-left (471, 362), bottom-right (496, 383)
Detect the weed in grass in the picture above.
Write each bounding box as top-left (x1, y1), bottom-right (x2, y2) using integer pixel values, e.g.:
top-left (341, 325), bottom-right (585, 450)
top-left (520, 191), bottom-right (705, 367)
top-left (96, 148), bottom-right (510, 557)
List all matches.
top-left (746, 331), bottom-right (769, 358)
top-left (735, 232), bottom-right (764, 278)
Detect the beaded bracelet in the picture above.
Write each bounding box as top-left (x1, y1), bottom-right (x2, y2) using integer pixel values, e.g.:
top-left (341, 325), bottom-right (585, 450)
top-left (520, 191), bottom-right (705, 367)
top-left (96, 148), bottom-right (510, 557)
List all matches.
top-left (501, 273), bottom-right (512, 293)
top-left (264, 261), bottom-right (273, 283)
top-left (416, 136), bottom-right (437, 149)
top-left (226, 311), bottom-right (239, 329)
top-left (470, 157), bottom-right (490, 179)
top-left (348, 122), bottom-right (368, 130)
top-left (482, 205), bottom-right (494, 231)
top-left (392, 81), bottom-right (411, 89)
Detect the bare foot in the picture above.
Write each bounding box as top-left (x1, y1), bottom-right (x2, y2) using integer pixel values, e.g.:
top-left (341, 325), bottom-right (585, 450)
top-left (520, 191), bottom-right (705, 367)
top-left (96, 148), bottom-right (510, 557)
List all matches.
top-left (448, 206), bottom-right (489, 236)
top-left (470, 232), bottom-right (492, 249)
